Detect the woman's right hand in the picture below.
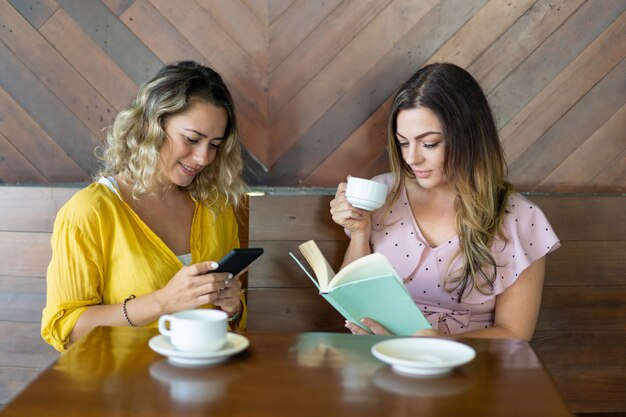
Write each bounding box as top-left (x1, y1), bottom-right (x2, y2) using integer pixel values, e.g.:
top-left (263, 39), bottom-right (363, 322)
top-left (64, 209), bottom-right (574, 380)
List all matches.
top-left (330, 180), bottom-right (372, 234)
top-left (157, 261), bottom-right (231, 314)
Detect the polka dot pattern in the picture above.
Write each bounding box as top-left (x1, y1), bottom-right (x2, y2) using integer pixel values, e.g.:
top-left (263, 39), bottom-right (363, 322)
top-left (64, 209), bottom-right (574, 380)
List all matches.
top-left (356, 173), bottom-right (560, 335)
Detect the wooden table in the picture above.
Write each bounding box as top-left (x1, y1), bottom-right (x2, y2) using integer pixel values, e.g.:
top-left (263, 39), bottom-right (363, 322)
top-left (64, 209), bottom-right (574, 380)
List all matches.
top-left (0, 327), bottom-right (573, 417)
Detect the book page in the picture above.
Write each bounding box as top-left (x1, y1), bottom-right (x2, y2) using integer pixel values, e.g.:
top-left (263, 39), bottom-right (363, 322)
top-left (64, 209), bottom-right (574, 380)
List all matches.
top-left (330, 253), bottom-right (399, 289)
top-left (298, 240), bottom-right (336, 291)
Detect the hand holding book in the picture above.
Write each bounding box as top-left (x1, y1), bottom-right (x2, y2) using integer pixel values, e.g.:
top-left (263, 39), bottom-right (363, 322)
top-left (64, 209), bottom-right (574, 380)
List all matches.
top-left (290, 240), bottom-right (431, 336)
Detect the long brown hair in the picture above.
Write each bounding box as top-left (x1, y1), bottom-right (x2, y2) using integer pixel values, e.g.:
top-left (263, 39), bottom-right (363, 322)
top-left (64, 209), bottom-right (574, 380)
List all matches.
top-left (386, 62), bottom-right (514, 300)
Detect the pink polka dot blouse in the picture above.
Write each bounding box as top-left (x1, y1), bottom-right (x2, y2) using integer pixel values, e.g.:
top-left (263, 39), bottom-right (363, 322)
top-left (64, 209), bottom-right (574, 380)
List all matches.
top-left (350, 173), bottom-right (560, 335)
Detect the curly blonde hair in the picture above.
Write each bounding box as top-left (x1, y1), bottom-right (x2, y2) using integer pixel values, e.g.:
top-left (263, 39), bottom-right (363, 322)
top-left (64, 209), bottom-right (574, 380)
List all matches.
top-left (97, 61), bottom-right (246, 210)
top-left (386, 63), bottom-right (515, 300)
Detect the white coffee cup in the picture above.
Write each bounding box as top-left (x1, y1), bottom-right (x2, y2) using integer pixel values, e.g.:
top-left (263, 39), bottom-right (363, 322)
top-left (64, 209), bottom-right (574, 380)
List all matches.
top-left (158, 309), bottom-right (228, 352)
top-left (345, 177), bottom-right (388, 211)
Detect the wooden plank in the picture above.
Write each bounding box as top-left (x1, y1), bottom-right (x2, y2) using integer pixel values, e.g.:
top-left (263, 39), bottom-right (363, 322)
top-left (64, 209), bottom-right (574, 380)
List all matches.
top-left (268, 0), bottom-right (439, 166)
top-left (266, 0), bottom-right (295, 25)
top-left (508, 58), bottom-right (626, 190)
top-left (0, 187), bottom-right (79, 233)
top-left (0, 88), bottom-right (89, 183)
top-left (269, 0), bottom-right (485, 183)
top-left (429, 0), bottom-right (536, 69)
top-left (532, 195), bottom-right (626, 241)
top-left (500, 12), bottom-right (626, 164)
top-left (246, 288), bottom-right (346, 332)
top-left (239, 0), bottom-right (268, 26)
top-left (39, 8), bottom-right (138, 112)
top-left (488, 0), bottom-right (624, 129)
top-left (248, 195), bottom-right (347, 241)
top-left (196, 0), bottom-right (267, 69)
top-left (240, 0), bottom-right (295, 27)
top-left (101, 0), bottom-right (134, 16)
top-left (0, 42), bottom-right (99, 175)
top-left (0, 232), bottom-right (52, 278)
top-left (122, 0), bottom-right (269, 164)
top-left (269, 0), bottom-right (392, 114)
top-left (302, 99), bottom-right (390, 186)
top-left (149, 0), bottom-right (267, 121)
top-left (302, 0), bottom-right (535, 187)
top-left (545, 241), bottom-right (626, 286)
top-left (590, 148), bottom-right (626, 192)
top-left (0, 2), bottom-right (117, 138)
top-left (121, 0), bottom-right (207, 67)
top-left (56, 0), bottom-right (162, 84)
top-left (469, 0), bottom-right (584, 93)
top-left (0, 132), bottom-right (47, 184)
top-left (0, 322), bottom-right (59, 369)
top-left (7, 0), bottom-right (58, 29)
top-left (532, 331), bottom-right (626, 413)
top-left (267, 0), bottom-right (341, 72)
top-left (0, 277), bottom-right (46, 323)
top-left (536, 286), bottom-right (626, 332)
top-left (539, 105), bottom-right (626, 191)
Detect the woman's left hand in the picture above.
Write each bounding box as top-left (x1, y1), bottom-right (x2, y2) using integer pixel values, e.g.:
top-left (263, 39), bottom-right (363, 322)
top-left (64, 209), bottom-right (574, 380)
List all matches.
top-left (211, 275), bottom-right (242, 317)
top-left (345, 318), bottom-right (391, 335)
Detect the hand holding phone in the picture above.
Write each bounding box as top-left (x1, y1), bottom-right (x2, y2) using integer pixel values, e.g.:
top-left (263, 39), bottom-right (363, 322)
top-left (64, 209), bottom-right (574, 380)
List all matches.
top-left (213, 248), bottom-right (264, 278)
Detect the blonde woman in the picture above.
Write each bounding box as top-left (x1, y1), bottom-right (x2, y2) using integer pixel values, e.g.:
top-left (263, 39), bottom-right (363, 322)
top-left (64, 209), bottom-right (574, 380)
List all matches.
top-left (330, 63), bottom-right (560, 341)
top-left (42, 61), bottom-right (248, 351)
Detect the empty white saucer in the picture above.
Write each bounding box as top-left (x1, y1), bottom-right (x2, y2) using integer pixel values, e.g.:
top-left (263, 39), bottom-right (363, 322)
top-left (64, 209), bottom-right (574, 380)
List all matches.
top-left (149, 332), bottom-right (249, 366)
top-left (371, 338), bottom-right (475, 377)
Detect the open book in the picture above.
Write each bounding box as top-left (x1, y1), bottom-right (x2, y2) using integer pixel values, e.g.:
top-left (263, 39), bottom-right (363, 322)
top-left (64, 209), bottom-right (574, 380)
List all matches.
top-left (290, 240), bottom-right (431, 336)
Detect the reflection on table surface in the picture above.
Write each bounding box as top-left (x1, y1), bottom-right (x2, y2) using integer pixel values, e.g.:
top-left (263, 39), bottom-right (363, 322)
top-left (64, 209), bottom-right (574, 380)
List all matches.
top-left (0, 327), bottom-right (573, 417)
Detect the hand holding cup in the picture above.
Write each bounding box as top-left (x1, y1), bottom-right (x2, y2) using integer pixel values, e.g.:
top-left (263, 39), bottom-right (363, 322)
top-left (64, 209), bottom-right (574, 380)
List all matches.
top-left (344, 177), bottom-right (388, 211)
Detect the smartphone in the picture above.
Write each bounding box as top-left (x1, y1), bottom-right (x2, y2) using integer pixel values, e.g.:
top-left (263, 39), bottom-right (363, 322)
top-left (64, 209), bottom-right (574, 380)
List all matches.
top-left (213, 248), bottom-right (264, 277)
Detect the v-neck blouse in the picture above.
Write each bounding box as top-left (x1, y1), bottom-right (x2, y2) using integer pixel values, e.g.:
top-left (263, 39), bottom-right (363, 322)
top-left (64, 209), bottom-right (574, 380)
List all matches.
top-left (360, 173), bottom-right (560, 334)
top-left (42, 181), bottom-right (243, 351)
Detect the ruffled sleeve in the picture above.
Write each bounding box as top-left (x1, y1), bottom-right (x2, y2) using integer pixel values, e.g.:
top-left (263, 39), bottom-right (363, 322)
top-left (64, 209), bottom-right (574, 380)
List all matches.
top-left (462, 193), bottom-right (560, 304)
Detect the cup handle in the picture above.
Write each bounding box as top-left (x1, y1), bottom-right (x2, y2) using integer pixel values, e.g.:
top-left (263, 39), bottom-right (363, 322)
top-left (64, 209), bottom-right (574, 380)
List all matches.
top-left (158, 315), bottom-right (172, 337)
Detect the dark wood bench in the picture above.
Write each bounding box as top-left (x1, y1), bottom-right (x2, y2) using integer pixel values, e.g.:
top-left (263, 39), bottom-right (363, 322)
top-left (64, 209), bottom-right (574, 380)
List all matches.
top-left (1, 186), bottom-right (625, 415)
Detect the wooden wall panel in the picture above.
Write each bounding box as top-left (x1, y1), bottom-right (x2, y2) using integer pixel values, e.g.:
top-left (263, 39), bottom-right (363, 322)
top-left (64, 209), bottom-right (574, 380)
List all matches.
top-left (0, 0), bottom-right (623, 190)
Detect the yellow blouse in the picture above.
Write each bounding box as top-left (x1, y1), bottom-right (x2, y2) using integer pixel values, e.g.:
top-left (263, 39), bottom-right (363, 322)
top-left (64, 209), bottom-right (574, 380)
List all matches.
top-left (42, 182), bottom-right (246, 352)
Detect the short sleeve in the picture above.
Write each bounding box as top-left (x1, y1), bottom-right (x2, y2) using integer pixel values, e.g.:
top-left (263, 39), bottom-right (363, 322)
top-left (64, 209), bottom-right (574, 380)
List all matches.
top-left (464, 193), bottom-right (560, 303)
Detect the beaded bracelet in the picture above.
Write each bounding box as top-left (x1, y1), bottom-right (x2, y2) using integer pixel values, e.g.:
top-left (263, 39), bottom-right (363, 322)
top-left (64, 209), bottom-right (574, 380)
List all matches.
top-left (122, 294), bottom-right (136, 327)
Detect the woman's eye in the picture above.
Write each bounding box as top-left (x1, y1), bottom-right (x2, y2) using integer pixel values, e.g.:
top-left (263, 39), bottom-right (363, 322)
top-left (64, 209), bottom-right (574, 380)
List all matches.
top-left (423, 142), bottom-right (440, 149)
top-left (398, 141), bottom-right (409, 148)
top-left (209, 142), bottom-right (221, 150)
top-left (185, 136), bottom-right (199, 144)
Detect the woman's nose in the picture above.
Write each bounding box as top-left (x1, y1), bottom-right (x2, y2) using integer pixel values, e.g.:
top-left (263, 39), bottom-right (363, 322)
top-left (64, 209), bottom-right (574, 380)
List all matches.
top-left (404, 143), bottom-right (423, 165)
top-left (193, 146), bottom-right (211, 166)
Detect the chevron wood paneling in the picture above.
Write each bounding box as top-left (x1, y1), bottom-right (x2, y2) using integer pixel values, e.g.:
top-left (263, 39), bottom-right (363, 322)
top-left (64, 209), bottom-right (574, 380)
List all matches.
top-left (0, 0), bottom-right (624, 192)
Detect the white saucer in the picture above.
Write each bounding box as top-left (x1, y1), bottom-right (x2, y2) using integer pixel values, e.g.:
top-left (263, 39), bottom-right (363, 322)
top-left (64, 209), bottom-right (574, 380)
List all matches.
top-left (371, 338), bottom-right (475, 377)
top-left (149, 333), bottom-right (249, 366)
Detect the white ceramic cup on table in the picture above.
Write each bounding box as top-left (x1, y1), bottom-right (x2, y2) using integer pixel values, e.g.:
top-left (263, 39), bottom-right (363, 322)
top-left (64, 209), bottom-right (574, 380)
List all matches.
top-left (345, 177), bottom-right (388, 211)
top-left (158, 309), bottom-right (228, 352)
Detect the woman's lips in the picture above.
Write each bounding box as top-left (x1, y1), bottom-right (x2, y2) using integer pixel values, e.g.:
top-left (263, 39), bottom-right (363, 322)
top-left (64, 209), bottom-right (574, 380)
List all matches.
top-left (179, 162), bottom-right (201, 177)
top-left (414, 170), bottom-right (432, 179)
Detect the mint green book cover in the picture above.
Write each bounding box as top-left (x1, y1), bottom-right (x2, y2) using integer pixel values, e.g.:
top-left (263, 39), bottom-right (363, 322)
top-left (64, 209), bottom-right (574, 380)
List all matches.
top-left (321, 274), bottom-right (431, 336)
top-left (290, 242), bottom-right (431, 336)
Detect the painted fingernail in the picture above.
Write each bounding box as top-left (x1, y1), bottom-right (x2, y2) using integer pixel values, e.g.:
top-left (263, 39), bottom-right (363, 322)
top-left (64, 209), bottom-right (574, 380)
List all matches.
top-left (211, 262), bottom-right (218, 269)
top-left (228, 273), bottom-right (233, 280)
